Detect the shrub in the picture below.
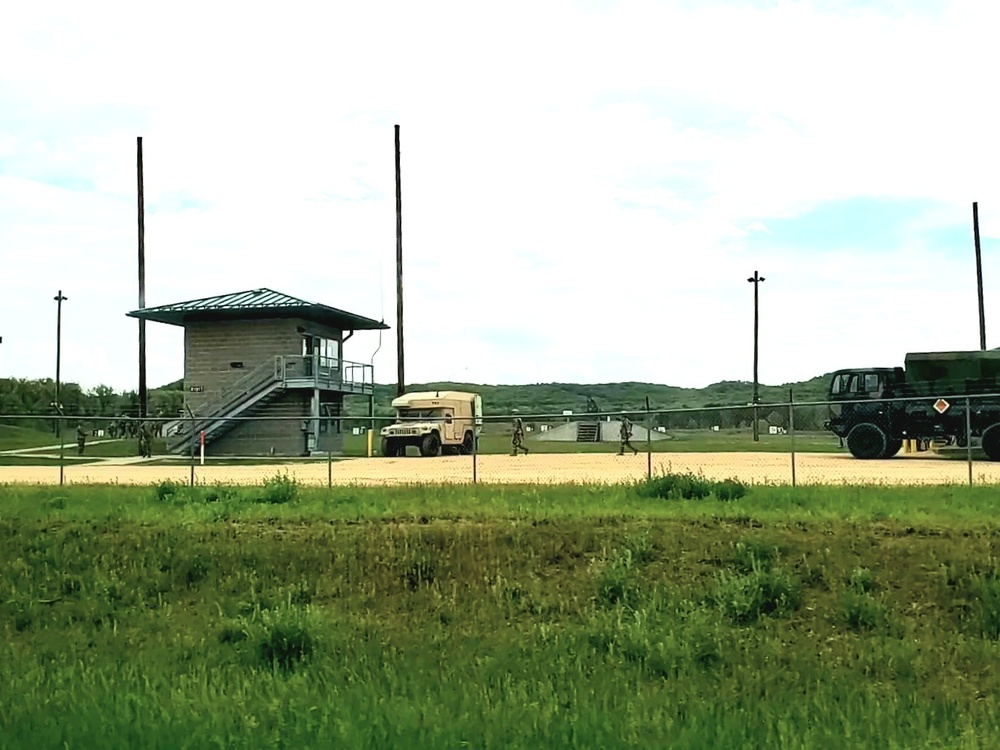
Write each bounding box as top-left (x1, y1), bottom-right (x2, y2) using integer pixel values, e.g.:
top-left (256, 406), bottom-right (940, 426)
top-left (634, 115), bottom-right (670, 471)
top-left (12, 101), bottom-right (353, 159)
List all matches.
top-left (715, 479), bottom-right (748, 502)
top-left (732, 541), bottom-right (780, 574)
top-left (402, 552), bottom-right (436, 590)
top-left (597, 548), bottom-right (642, 609)
top-left (154, 480), bottom-right (183, 502)
top-left (259, 475), bottom-right (298, 505)
top-left (971, 573), bottom-right (1000, 639)
top-left (258, 620), bottom-right (315, 671)
top-left (712, 567), bottom-right (802, 624)
top-left (238, 605), bottom-right (321, 671)
top-left (636, 472), bottom-right (747, 502)
top-left (847, 567), bottom-right (876, 595)
top-left (842, 590), bottom-right (887, 632)
top-left (181, 556), bottom-right (210, 588)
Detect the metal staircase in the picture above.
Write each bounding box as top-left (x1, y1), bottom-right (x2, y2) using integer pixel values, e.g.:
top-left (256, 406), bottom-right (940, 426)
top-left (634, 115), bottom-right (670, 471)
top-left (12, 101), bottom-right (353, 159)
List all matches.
top-left (576, 422), bottom-right (601, 442)
top-left (165, 355), bottom-right (376, 455)
top-left (166, 359), bottom-right (283, 455)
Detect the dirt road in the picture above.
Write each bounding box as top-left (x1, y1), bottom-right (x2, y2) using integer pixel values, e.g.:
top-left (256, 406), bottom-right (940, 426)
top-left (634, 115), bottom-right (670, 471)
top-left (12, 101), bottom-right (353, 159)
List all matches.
top-left (0, 452), bottom-right (996, 487)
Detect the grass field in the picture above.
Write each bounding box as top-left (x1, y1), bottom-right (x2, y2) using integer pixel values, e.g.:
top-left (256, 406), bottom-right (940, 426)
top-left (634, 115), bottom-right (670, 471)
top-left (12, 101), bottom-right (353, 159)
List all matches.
top-left (3, 480), bottom-right (1000, 747)
top-left (0, 424), bottom-right (60, 451)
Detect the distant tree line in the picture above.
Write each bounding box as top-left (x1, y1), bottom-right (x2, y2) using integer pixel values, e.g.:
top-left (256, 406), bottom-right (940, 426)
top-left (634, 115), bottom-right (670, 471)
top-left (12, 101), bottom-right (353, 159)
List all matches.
top-left (1, 374), bottom-right (835, 433)
top-left (0, 378), bottom-right (184, 430)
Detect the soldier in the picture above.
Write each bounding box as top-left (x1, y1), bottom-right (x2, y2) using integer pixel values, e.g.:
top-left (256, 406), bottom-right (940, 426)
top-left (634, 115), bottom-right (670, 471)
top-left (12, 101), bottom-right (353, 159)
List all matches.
top-left (618, 411), bottom-right (638, 455)
top-left (137, 421), bottom-right (153, 458)
top-left (511, 409), bottom-right (529, 456)
top-left (76, 423), bottom-right (86, 455)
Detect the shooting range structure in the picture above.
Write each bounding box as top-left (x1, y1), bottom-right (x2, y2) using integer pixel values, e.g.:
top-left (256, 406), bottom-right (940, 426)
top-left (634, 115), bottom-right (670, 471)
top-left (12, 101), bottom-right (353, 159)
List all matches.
top-left (127, 288), bottom-right (388, 456)
top-left (534, 419), bottom-right (672, 443)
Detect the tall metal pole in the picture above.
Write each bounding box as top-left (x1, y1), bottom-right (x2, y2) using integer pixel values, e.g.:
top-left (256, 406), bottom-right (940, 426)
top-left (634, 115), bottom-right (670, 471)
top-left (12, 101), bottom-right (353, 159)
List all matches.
top-left (974, 201), bottom-right (986, 350)
top-left (747, 271), bottom-right (765, 442)
top-left (137, 136), bottom-right (147, 418)
top-left (395, 125), bottom-right (405, 398)
top-left (54, 290), bottom-right (67, 437)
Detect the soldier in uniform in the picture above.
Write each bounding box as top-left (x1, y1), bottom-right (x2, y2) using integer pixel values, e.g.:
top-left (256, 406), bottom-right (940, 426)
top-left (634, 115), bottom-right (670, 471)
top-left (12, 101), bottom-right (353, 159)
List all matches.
top-left (511, 409), bottom-right (529, 456)
top-left (137, 421), bottom-right (153, 458)
top-left (618, 411), bottom-right (638, 455)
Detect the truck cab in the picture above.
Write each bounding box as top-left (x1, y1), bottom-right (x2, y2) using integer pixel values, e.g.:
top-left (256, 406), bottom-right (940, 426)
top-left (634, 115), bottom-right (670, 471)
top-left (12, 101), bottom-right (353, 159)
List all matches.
top-left (825, 367), bottom-right (906, 458)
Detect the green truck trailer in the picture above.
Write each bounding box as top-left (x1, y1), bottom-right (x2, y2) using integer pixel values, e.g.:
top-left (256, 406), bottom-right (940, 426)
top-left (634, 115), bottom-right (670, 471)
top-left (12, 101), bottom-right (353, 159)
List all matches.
top-left (824, 350), bottom-right (1000, 460)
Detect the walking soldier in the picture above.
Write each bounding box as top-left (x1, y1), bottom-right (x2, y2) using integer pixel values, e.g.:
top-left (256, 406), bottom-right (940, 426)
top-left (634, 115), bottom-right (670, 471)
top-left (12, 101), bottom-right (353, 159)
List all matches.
top-left (511, 409), bottom-right (529, 456)
top-left (618, 411), bottom-right (638, 455)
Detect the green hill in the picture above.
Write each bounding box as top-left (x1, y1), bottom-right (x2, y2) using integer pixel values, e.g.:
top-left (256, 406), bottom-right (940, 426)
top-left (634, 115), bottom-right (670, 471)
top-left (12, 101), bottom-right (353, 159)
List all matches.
top-left (1, 372), bottom-right (835, 432)
top-left (350, 374), bottom-right (833, 419)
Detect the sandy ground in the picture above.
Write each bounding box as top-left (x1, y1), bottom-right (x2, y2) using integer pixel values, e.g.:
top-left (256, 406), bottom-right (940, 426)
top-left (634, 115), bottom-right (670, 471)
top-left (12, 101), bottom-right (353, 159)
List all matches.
top-left (0, 451), bottom-right (996, 487)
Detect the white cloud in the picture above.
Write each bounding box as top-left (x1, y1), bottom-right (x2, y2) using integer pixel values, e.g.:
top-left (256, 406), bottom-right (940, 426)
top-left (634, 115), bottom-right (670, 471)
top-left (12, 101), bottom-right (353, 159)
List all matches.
top-left (2, 0), bottom-right (1000, 398)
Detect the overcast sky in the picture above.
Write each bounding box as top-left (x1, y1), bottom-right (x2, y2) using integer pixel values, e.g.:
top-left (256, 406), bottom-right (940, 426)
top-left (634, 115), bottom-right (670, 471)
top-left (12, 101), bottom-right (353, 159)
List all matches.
top-left (2, 0), bottom-right (999, 393)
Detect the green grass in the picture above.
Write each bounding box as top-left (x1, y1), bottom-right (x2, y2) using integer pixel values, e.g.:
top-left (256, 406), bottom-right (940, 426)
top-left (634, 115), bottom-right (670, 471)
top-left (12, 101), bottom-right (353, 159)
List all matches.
top-left (4, 481), bottom-right (1000, 748)
top-left (0, 424), bottom-right (61, 451)
top-left (20, 438), bottom-right (169, 458)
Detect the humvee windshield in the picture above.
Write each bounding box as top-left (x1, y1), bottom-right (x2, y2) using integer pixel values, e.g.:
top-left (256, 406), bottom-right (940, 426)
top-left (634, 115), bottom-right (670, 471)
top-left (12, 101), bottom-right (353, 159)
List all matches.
top-left (396, 407), bottom-right (447, 421)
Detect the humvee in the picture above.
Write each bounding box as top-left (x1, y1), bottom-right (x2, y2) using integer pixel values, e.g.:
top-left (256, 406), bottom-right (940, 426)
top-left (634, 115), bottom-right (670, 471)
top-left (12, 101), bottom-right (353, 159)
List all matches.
top-left (380, 391), bottom-right (483, 457)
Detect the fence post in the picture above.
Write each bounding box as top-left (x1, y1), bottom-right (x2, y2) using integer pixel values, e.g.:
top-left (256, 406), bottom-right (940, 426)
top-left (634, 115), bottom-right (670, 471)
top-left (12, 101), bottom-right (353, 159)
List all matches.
top-left (185, 405), bottom-right (196, 487)
top-left (966, 396), bottom-right (973, 487)
top-left (645, 396), bottom-right (652, 480)
top-left (58, 413), bottom-right (65, 487)
top-left (327, 427), bottom-right (333, 489)
top-left (788, 387), bottom-right (796, 488)
top-left (472, 419), bottom-right (478, 485)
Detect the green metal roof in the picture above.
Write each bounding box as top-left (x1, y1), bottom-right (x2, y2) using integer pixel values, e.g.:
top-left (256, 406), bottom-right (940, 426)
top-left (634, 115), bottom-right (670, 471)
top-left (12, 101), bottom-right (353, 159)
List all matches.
top-left (127, 288), bottom-right (389, 331)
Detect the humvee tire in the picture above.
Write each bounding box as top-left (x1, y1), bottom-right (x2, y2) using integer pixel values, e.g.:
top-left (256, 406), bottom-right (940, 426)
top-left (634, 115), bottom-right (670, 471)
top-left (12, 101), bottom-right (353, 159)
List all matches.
top-left (420, 432), bottom-right (442, 457)
top-left (460, 431), bottom-right (476, 455)
top-left (381, 437), bottom-right (404, 457)
top-left (846, 423), bottom-right (888, 459)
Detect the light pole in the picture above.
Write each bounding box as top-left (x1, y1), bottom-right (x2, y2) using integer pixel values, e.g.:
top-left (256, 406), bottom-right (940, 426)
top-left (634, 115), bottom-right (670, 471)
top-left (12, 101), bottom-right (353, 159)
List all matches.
top-left (54, 290), bottom-right (67, 437)
top-left (747, 271), bottom-right (765, 442)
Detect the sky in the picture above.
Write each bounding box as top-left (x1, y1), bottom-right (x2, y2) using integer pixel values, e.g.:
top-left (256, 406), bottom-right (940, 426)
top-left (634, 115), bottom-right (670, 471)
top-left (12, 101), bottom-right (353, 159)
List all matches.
top-left (2, 0), bottom-right (1000, 393)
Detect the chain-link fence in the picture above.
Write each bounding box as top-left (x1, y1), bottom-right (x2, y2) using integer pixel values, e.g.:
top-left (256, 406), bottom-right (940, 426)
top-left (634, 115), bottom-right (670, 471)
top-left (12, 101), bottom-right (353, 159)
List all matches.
top-left (3, 391), bottom-right (1000, 487)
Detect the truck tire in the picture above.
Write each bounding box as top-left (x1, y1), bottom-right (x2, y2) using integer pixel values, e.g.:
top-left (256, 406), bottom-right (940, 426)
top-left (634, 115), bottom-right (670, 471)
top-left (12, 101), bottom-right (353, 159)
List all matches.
top-left (420, 432), bottom-right (442, 457)
top-left (846, 423), bottom-right (888, 459)
top-left (883, 438), bottom-right (902, 459)
top-left (982, 425), bottom-right (1000, 461)
top-left (459, 431), bottom-right (475, 455)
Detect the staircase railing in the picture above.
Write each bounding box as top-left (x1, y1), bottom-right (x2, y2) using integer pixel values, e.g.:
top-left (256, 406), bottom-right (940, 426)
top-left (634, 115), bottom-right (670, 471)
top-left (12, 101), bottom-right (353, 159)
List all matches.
top-left (168, 359), bottom-right (281, 444)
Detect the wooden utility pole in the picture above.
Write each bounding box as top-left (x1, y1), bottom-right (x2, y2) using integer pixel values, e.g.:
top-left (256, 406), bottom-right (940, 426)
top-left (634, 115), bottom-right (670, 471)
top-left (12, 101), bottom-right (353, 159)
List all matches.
top-left (137, 136), bottom-right (147, 418)
top-left (395, 124), bottom-right (405, 398)
top-left (974, 201), bottom-right (986, 350)
top-left (54, 290), bottom-right (68, 437)
top-left (747, 270), bottom-right (765, 442)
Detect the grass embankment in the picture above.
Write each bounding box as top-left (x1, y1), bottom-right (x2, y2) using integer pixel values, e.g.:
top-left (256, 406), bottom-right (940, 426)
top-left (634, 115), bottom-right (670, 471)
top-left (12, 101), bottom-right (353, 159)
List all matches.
top-left (3, 480), bottom-right (1000, 748)
top-left (0, 425), bottom-right (62, 451)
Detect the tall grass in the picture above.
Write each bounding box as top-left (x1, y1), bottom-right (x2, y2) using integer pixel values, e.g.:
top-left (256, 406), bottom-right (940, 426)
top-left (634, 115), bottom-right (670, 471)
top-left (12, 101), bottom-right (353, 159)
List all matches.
top-left (2, 482), bottom-right (1000, 747)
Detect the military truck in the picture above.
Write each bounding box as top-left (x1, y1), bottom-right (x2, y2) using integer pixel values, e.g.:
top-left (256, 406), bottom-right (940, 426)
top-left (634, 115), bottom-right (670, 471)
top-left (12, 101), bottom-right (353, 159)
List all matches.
top-left (825, 350), bottom-right (1000, 460)
top-left (380, 391), bottom-right (483, 457)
